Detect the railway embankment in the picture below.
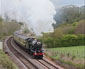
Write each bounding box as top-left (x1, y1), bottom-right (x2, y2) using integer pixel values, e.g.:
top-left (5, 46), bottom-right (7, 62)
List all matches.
top-left (0, 41), bottom-right (17, 69)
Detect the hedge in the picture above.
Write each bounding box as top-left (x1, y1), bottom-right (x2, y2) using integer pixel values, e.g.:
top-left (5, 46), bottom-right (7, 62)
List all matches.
top-left (40, 34), bottom-right (85, 48)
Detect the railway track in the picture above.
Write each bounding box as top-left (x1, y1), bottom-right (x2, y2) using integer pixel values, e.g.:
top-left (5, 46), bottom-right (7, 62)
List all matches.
top-left (7, 37), bottom-right (37, 69)
top-left (4, 37), bottom-right (64, 69)
top-left (38, 59), bottom-right (59, 69)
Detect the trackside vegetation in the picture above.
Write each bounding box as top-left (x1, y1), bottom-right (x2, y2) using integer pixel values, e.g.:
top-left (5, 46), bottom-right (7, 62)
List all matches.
top-left (39, 21), bottom-right (85, 69)
top-left (39, 20), bottom-right (85, 69)
top-left (0, 50), bottom-right (17, 69)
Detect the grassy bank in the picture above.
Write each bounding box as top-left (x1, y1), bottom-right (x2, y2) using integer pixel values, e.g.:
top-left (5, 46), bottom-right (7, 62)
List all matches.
top-left (45, 46), bottom-right (85, 69)
top-left (0, 50), bottom-right (17, 69)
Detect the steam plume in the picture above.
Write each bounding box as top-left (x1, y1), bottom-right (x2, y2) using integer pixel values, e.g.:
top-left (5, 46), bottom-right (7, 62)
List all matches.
top-left (1, 0), bottom-right (56, 36)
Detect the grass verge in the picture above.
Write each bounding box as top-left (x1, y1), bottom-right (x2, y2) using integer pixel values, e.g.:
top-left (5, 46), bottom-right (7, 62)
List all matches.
top-left (0, 49), bottom-right (17, 69)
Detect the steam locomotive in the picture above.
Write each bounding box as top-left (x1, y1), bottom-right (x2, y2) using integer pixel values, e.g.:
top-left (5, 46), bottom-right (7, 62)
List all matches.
top-left (13, 32), bottom-right (44, 59)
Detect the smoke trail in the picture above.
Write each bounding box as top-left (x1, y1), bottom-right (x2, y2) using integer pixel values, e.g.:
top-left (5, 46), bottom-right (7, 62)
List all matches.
top-left (1, 0), bottom-right (56, 36)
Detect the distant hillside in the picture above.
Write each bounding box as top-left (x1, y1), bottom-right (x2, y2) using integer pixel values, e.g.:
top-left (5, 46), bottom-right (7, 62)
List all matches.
top-left (53, 5), bottom-right (85, 28)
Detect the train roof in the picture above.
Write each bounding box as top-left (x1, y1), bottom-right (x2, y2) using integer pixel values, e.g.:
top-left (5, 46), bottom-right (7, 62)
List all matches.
top-left (18, 34), bottom-right (28, 40)
top-left (14, 33), bottom-right (36, 40)
top-left (14, 33), bottom-right (28, 40)
top-left (14, 31), bottom-right (36, 40)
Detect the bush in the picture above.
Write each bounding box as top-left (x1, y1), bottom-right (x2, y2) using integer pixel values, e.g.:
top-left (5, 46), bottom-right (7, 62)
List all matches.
top-left (40, 34), bottom-right (85, 48)
top-left (44, 37), bottom-right (54, 48)
top-left (60, 34), bottom-right (85, 47)
top-left (61, 34), bottom-right (78, 46)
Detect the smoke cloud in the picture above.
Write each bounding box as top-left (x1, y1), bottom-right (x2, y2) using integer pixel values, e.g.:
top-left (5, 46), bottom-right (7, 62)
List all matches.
top-left (0, 0), bottom-right (56, 36)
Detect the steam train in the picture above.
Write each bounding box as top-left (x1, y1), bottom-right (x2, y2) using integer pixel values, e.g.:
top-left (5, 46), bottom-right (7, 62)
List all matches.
top-left (13, 32), bottom-right (44, 59)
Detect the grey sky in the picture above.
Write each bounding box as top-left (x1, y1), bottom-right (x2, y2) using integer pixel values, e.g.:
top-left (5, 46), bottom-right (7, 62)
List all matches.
top-left (51, 0), bottom-right (84, 8)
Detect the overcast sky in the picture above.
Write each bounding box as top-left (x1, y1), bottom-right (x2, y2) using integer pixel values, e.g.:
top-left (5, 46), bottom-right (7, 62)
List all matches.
top-left (51, 0), bottom-right (84, 8)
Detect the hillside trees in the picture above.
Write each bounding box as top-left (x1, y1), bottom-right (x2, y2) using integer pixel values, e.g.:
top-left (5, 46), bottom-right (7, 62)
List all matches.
top-left (40, 20), bottom-right (85, 48)
top-left (0, 17), bottom-right (21, 40)
top-left (74, 20), bottom-right (85, 34)
top-left (53, 5), bottom-right (85, 28)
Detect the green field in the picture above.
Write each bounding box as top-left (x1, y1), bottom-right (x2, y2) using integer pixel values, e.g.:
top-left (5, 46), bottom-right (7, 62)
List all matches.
top-left (46, 46), bottom-right (85, 58)
top-left (46, 46), bottom-right (85, 69)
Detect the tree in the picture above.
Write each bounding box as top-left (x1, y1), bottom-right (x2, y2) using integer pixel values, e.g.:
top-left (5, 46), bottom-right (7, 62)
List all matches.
top-left (74, 20), bottom-right (85, 34)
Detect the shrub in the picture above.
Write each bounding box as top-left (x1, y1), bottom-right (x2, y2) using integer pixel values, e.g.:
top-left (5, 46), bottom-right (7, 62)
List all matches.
top-left (40, 34), bottom-right (85, 48)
